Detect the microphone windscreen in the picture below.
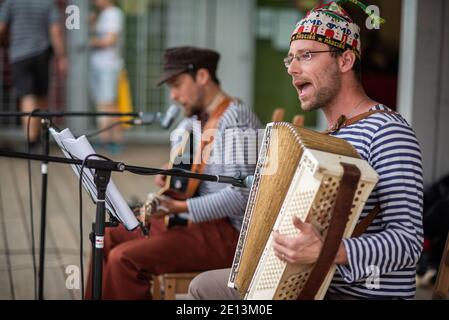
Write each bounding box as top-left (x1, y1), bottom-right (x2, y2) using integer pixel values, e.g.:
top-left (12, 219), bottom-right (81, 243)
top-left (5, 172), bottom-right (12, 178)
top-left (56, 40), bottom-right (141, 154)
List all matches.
top-left (244, 175), bottom-right (254, 188)
top-left (160, 104), bottom-right (180, 129)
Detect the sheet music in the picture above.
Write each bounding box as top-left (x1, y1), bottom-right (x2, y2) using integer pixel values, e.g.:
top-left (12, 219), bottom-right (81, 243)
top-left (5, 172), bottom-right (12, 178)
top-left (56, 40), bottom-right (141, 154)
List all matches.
top-left (50, 128), bottom-right (140, 231)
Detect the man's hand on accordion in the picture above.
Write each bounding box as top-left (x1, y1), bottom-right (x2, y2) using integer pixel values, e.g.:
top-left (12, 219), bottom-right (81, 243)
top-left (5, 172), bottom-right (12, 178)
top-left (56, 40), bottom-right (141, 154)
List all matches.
top-left (273, 216), bottom-right (348, 265)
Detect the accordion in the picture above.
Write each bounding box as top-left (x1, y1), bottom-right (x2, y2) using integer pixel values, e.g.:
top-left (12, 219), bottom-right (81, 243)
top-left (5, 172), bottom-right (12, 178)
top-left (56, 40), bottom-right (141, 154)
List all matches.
top-left (228, 122), bottom-right (379, 300)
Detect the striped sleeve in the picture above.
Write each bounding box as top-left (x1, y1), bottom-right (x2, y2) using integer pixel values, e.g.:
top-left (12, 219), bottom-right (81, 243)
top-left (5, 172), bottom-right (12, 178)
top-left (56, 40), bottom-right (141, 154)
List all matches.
top-left (336, 121), bottom-right (424, 284)
top-left (186, 102), bottom-right (261, 229)
top-left (187, 185), bottom-right (250, 224)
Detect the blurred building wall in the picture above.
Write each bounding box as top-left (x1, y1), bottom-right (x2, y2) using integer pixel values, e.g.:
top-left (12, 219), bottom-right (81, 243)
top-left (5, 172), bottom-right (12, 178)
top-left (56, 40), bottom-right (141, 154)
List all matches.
top-left (398, 0), bottom-right (449, 185)
top-left (166, 0), bottom-right (255, 115)
top-left (1, 0), bottom-right (448, 186)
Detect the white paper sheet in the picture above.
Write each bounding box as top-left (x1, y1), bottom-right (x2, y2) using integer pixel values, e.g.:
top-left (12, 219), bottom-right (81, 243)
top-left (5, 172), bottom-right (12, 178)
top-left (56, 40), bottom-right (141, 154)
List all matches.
top-left (50, 128), bottom-right (140, 231)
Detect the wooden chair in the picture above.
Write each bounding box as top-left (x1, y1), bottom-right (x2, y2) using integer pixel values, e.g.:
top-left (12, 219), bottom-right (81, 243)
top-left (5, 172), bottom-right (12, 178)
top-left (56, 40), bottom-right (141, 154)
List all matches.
top-left (432, 231), bottom-right (449, 299)
top-left (152, 272), bottom-right (201, 300)
top-left (163, 272), bottom-right (202, 300)
top-left (151, 275), bottom-right (162, 300)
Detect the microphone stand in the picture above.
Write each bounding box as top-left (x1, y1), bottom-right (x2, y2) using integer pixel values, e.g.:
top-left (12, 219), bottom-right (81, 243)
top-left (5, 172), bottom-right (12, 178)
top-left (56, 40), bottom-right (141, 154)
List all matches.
top-left (0, 149), bottom-right (246, 300)
top-left (0, 111), bottom-right (142, 118)
top-left (38, 118), bottom-right (50, 300)
top-left (0, 110), bottom-right (159, 300)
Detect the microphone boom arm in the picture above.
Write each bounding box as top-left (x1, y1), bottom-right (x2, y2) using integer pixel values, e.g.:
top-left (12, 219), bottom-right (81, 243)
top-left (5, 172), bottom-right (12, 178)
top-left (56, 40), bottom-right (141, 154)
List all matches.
top-left (0, 149), bottom-right (248, 187)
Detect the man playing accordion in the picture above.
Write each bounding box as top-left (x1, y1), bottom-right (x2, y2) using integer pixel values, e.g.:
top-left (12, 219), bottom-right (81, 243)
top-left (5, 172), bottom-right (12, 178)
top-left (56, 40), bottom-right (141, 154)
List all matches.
top-left (189, 1), bottom-right (423, 300)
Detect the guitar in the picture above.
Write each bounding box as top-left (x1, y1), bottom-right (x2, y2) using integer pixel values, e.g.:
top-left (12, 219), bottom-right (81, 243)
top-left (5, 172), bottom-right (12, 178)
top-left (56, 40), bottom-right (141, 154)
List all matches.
top-left (140, 96), bottom-right (232, 227)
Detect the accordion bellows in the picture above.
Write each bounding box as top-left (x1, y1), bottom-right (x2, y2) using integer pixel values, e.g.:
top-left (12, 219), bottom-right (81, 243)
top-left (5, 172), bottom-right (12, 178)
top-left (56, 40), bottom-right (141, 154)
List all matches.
top-left (228, 122), bottom-right (379, 300)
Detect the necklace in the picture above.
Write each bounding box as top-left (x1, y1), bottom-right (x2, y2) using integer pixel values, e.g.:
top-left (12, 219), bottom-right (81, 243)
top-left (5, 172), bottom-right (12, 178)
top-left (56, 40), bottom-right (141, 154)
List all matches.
top-left (327, 98), bottom-right (367, 133)
top-left (346, 98), bottom-right (367, 120)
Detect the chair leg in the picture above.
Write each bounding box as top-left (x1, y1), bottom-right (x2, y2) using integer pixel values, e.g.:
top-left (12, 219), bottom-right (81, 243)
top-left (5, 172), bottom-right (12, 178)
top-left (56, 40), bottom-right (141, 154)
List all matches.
top-left (164, 278), bottom-right (177, 300)
top-left (162, 272), bottom-right (201, 300)
top-left (151, 275), bottom-right (162, 300)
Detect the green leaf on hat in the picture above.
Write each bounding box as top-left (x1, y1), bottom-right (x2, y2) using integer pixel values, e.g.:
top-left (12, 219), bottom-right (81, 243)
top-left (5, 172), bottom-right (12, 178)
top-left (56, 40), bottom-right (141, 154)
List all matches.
top-left (337, 0), bottom-right (386, 25)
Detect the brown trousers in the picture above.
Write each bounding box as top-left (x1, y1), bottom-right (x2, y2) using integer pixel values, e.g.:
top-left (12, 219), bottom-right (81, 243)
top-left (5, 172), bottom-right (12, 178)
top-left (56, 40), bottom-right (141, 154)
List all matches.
top-left (85, 217), bottom-right (239, 300)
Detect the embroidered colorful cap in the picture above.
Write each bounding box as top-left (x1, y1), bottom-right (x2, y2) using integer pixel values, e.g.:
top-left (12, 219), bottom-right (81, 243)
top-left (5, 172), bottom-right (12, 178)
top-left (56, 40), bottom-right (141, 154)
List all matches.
top-left (290, 1), bottom-right (385, 59)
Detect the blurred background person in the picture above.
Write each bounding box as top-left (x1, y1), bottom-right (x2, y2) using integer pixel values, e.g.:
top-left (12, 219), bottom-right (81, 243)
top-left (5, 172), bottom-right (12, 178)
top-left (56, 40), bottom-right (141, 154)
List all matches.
top-left (89, 0), bottom-right (124, 154)
top-left (0, 0), bottom-right (66, 146)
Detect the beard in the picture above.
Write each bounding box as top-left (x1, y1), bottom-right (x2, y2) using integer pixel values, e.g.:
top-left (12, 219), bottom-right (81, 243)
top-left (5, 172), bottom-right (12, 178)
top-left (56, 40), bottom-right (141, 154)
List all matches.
top-left (185, 87), bottom-right (206, 118)
top-left (300, 63), bottom-right (341, 112)
top-left (185, 105), bottom-right (203, 118)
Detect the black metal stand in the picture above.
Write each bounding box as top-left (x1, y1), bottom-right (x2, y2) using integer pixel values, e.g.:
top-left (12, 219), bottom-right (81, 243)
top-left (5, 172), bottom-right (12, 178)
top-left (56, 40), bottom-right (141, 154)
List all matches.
top-left (0, 110), bottom-right (157, 300)
top-left (0, 109), bottom-right (181, 299)
top-left (38, 119), bottom-right (50, 300)
top-left (0, 149), bottom-right (248, 300)
top-left (91, 169), bottom-right (111, 300)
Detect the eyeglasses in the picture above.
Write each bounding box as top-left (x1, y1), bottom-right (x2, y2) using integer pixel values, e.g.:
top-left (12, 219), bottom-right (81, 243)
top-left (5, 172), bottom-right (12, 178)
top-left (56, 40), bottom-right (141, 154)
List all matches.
top-left (283, 50), bottom-right (338, 68)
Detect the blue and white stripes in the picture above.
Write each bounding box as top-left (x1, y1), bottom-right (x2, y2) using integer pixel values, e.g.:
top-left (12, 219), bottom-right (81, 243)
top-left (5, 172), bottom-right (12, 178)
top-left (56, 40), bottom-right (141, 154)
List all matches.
top-left (185, 101), bottom-right (262, 231)
top-left (329, 104), bottom-right (424, 299)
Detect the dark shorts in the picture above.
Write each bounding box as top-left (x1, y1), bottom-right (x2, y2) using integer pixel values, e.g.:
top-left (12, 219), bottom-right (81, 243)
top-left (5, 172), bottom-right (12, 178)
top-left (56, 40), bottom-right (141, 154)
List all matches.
top-left (11, 48), bottom-right (52, 99)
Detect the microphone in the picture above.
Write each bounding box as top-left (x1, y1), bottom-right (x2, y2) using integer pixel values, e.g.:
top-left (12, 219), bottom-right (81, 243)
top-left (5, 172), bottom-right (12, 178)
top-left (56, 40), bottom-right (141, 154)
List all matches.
top-left (131, 105), bottom-right (180, 129)
top-left (131, 112), bottom-right (157, 125)
top-left (159, 104), bottom-right (180, 129)
top-left (214, 173), bottom-right (254, 189)
top-left (243, 175), bottom-right (254, 188)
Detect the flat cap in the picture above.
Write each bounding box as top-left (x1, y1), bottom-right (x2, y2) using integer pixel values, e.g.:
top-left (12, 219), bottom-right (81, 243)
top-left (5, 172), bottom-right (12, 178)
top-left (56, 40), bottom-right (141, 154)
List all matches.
top-left (157, 46), bottom-right (220, 86)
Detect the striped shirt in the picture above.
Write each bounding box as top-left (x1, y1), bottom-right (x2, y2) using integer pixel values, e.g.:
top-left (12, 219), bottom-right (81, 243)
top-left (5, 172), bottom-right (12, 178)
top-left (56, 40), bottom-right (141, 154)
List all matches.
top-left (0, 0), bottom-right (59, 62)
top-left (174, 100), bottom-right (262, 231)
top-left (328, 104), bottom-right (424, 299)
